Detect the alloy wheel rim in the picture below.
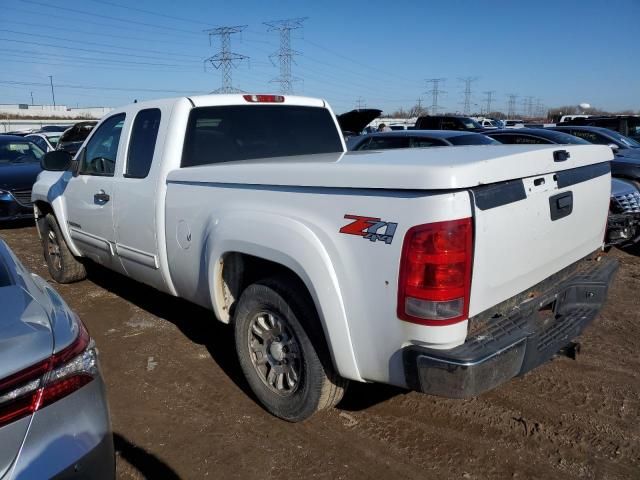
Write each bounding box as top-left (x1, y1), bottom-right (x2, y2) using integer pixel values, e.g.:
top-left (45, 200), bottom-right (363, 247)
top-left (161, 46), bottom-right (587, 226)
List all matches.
top-left (47, 230), bottom-right (62, 272)
top-left (248, 311), bottom-right (301, 396)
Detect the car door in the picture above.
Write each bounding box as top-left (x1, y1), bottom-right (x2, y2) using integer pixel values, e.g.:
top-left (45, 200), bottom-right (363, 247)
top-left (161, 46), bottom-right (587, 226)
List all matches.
top-left (63, 113), bottom-right (126, 271)
top-left (113, 106), bottom-right (170, 292)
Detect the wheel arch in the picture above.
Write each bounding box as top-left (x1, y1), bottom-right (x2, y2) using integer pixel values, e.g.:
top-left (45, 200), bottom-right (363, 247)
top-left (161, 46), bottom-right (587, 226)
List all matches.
top-left (201, 214), bottom-right (362, 382)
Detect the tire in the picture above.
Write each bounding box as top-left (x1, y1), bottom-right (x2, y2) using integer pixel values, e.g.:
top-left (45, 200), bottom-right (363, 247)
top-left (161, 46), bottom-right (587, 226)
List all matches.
top-left (41, 213), bottom-right (87, 283)
top-left (233, 277), bottom-right (347, 422)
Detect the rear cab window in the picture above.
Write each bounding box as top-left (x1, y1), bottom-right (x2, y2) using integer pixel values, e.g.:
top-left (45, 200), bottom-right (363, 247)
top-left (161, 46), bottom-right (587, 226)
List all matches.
top-left (181, 105), bottom-right (343, 167)
top-left (126, 108), bottom-right (161, 178)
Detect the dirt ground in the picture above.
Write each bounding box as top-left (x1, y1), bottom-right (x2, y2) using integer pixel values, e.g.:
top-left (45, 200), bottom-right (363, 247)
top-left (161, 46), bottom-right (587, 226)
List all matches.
top-left (2, 222), bottom-right (639, 480)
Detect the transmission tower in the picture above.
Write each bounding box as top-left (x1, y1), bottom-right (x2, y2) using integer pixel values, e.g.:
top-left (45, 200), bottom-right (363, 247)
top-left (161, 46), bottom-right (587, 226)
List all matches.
top-left (535, 98), bottom-right (545, 118)
top-left (483, 90), bottom-right (495, 115)
top-left (425, 78), bottom-right (446, 114)
top-left (507, 94), bottom-right (518, 118)
top-left (264, 17), bottom-right (307, 94)
top-left (522, 96), bottom-right (535, 118)
top-left (355, 96), bottom-right (366, 109)
top-left (459, 76), bottom-right (478, 115)
top-left (204, 25), bottom-right (248, 93)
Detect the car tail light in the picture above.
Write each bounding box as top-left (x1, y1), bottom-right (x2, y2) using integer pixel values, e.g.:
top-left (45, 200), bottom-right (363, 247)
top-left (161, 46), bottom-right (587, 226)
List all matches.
top-left (397, 218), bottom-right (473, 325)
top-left (243, 94), bottom-right (285, 103)
top-left (0, 322), bottom-right (97, 428)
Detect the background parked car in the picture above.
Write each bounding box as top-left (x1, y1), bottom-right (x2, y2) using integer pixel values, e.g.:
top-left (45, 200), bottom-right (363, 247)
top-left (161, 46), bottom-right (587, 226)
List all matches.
top-left (336, 109), bottom-right (382, 138)
top-left (56, 121), bottom-right (98, 156)
top-left (40, 125), bottom-right (70, 133)
top-left (483, 128), bottom-right (592, 145)
top-left (502, 119), bottom-right (525, 128)
top-left (485, 127), bottom-right (640, 247)
top-left (0, 135), bottom-right (44, 221)
top-left (0, 239), bottom-right (115, 479)
top-left (347, 130), bottom-right (499, 151)
top-left (549, 125), bottom-right (640, 189)
top-left (608, 178), bottom-right (640, 246)
top-left (25, 131), bottom-right (61, 152)
top-left (414, 115), bottom-right (483, 131)
top-left (558, 115), bottom-right (640, 141)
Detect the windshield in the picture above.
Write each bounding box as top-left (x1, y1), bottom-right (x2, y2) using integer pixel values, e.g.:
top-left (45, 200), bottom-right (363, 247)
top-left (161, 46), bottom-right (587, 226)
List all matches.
top-left (448, 134), bottom-right (499, 146)
top-left (609, 131), bottom-right (640, 148)
top-left (47, 136), bottom-right (61, 147)
top-left (461, 118), bottom-right (482, 129)
top-left (544, 131), bottom-right (590, 145)
top-left (0, 141), bottom-right (45, 164)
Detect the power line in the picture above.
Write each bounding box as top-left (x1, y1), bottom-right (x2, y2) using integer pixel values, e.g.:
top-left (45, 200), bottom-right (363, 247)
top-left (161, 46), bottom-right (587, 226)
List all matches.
top-left (264, 17), bottom-right (307, 94)
top-left (425, 78), bottom-right (446, 114)
top-left (0, 37), bottom-right (200, 64)
top-left (0, 79), bottom-right (204, 94)
top-left (0, 29), bottom-right (205, 60)
top-left (20, 0), bottom-right (202, 36)
top-left (204, 26), bottom-right (248, 93)
top-left (86, 0), bottom-right (214, 27)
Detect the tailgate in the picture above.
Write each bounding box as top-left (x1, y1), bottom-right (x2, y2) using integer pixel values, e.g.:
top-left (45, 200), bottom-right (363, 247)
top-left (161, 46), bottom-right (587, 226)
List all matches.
top-left (468, 151), bottom-right (611, 317)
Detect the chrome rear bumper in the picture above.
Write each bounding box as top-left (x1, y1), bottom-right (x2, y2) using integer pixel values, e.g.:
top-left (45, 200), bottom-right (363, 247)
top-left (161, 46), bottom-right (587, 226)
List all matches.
top-left (403, 255), bottom-right (618, 398)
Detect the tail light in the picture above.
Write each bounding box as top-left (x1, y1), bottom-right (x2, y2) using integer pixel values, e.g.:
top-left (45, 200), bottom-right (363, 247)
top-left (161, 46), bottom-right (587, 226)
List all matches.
top-left (0, 322), bottom-right (97, 428)
top-left (397, 218), bottom-right (473, 325)
top-left (243, 94), bottom-right (285, 103)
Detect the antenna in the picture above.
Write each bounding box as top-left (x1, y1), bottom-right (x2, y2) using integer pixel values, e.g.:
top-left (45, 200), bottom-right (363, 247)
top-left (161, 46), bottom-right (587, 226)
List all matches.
top-left (204, 25), bottom-right (248, 93)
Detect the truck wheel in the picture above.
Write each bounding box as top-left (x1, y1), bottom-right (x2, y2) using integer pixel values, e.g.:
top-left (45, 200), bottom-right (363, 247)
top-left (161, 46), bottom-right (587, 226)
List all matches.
top-left (41, 213), bottom-right (87, 283)
top-left (234, 277), bottom-right (346, 422)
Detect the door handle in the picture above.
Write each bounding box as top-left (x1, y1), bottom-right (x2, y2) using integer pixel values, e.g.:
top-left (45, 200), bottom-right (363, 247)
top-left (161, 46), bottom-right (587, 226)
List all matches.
top-left (94, 190), bottom-right (110, 204)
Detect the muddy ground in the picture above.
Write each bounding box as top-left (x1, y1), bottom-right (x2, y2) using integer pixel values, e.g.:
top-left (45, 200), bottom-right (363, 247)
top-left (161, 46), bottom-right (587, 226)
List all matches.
top-left (2, 222), bottom-right (639, 479)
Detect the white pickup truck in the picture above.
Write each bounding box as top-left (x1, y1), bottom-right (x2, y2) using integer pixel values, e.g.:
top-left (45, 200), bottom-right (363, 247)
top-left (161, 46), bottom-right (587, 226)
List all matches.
top-left (32, 94), bottom-right (618, 421)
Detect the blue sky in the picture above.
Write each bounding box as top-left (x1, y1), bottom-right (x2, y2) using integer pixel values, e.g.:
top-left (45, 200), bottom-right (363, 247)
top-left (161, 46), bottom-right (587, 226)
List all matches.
top-left (1, 0), bottom-right (638, 114)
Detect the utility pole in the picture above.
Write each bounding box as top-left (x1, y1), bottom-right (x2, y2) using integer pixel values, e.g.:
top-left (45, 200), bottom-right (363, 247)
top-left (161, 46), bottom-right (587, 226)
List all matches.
top-left (507, 94), bottom-right (518, 118)
top-left (459, 76), bottom-right (478, 115)
top-left (264, 17), bottom-right (307, 95)
top-left (204, 25), bottom-right (248, 93)
top-left (483, 90), bottom-right (495, 115)
top-left (30, 91), bottom-right (34, 105)
top-left (355, 96), bottom-right (366, 109)
top-left (425, 78), bottom-right (446, 114)
top-left (48, 75), bottom-right (56, 107)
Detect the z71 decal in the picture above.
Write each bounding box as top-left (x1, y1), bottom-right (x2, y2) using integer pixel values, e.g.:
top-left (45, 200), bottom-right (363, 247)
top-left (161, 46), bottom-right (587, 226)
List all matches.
top-left (339, 214), bottom-right (398, 245)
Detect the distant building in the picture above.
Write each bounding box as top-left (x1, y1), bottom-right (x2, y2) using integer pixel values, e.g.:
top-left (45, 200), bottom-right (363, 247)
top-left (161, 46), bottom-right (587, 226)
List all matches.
top-left (0, 104), bottom-right (112, 119)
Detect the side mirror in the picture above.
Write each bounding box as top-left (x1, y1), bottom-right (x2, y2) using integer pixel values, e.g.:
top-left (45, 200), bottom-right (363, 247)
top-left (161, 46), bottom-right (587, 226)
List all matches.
top-left (41, 150), bottom-right (72, 171)
top-left (608, 143), bottom-right (620, 152)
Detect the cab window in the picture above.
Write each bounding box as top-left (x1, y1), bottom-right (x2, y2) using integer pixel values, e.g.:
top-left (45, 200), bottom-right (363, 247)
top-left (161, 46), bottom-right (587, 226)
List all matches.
top-left (126, 109), bottom-right (161, 179)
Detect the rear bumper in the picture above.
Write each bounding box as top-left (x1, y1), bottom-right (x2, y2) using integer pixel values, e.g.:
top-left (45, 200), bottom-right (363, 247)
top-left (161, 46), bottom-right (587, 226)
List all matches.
top-left (10, 376), bottom-right (115, 480)
top-left (403, 255), bottom-right (618, 398)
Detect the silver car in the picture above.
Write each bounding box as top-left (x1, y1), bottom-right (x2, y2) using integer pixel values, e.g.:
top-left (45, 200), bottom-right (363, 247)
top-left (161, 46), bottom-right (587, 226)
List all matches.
top-left (0, 239), bottom-right (114, 479)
